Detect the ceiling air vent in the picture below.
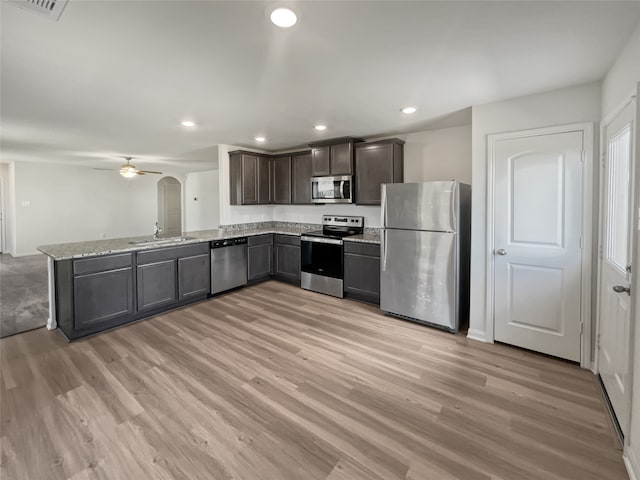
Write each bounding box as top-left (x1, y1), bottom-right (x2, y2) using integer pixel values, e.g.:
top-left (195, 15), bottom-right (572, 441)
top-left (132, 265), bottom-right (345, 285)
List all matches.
top-left (8, 0), bottom-right (69, 21)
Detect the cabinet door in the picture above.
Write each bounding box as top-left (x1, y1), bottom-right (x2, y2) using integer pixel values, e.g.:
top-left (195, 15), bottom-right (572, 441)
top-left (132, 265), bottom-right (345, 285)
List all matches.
top-left (330, 142), bottom-right (353, 175)
top-left (248, 243), bottom-right (273, 281)
top-left (137, 260), bottom-right (177, 311)
top-left (311, 146), bottom-right (330, 176)
top-left (274, 243), bottom-right (300, 284)
top-left (257, 156), bottom-right (272, 204)
top-left (74, 267), bottom-right (133, 330)
top-left (272, 156), bottom-right (291, 204)
top-left (292, 152), bottom-right (312, 204)
top-left (242, 154), bottom-right (259, 204)
top-left (178, 253), bottom-right (210, 300)
top-left (344, 253), bottom-right (381, 304)
top-left (355, 143), bottom-right (394, 205)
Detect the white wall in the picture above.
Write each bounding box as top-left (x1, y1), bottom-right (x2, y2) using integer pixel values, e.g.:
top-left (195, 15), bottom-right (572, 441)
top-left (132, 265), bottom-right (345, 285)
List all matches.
top-left (272, 204), bottom-right (381, 227)
top-left (185, 169), bottom-right (220, 231)
top-left (468, 81), bottom-right (602, 342)
top-left (401, 125), bottom-right (472, 184)
top-left (10, 162), bottom-right (186, 256)
top-left (602, 22), bottom-right (640, 118)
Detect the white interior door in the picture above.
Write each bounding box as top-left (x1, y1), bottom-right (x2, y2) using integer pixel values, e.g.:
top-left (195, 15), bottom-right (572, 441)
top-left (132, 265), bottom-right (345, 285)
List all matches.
top-left (599, 101), bottom-right (636, 435)
top-left (493, 130), bottom-right (584, 362)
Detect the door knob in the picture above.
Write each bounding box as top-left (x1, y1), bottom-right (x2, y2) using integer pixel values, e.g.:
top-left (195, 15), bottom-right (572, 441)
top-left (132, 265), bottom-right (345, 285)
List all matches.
top-left (495, 249), bottom-right (507, 256)
top-left (613, 285), bottom-right (631, 295)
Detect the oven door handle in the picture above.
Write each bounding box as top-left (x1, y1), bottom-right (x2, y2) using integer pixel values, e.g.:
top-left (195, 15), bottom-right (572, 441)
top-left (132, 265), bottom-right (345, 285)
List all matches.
top-left (301, 236), bottom-right (344, 246)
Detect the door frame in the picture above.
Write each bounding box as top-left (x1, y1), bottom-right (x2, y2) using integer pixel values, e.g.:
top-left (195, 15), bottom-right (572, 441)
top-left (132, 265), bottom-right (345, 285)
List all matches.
top-left (485, 122), bottom-right (594, 368)
top-left (596, 89), bottom-right (639, 440)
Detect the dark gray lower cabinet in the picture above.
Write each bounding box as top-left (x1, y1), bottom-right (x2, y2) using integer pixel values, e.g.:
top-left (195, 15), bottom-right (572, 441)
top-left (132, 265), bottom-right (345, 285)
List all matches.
top-left (55, 244), bottom-right (211, 341)
top-left (273, 235), bottom-right (300, 284)
top-left (178, 253), bottom-right (210, 299)
top-left (344, 241), bottom-right (381, 304)
top-left (248, 234), bottom-right (273, 282)
top-left (74, 267), bottom-right (133, 330)
top-left (136, 260), bottom-right (177, 311)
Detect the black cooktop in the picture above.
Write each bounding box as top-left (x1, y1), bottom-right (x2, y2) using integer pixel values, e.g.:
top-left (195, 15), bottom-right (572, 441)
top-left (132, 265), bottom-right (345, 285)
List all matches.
top-left (304, 229), bottom-right (360, 240)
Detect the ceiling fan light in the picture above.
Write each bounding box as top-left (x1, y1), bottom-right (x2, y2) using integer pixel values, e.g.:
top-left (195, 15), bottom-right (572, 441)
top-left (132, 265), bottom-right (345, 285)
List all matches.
top-left (120, 165), bottom-right (138, 178)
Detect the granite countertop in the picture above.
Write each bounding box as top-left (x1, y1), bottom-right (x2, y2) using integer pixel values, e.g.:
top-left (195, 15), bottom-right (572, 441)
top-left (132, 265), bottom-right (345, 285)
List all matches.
top-left (37, 222), bottom-right (381, 260)
top-left (343, 232), bottom-right (380, 244)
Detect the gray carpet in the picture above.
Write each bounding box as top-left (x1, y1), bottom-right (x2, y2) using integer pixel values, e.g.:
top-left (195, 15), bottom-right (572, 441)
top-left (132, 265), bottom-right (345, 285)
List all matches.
top-left (0, 253), bottom-right (49, 338)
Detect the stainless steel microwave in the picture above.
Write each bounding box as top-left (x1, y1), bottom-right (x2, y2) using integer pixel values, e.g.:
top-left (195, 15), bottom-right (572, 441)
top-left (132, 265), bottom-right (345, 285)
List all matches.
top-left (311, 175), bottom-right (353, 204)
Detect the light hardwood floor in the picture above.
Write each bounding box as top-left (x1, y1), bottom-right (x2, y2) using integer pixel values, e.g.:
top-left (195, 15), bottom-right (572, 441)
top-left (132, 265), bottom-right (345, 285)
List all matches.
top-left (0, 281), bottom-right (627, 480)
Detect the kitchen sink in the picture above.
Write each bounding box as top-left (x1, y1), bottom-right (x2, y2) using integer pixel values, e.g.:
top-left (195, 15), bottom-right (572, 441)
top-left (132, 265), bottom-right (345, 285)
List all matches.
top-left (128, 236), bottom-right (196, 245)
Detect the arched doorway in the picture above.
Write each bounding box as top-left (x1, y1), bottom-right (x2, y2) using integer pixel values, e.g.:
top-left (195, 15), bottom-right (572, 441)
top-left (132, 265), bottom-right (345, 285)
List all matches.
top-left (157, 177), bottom-right (182, 236)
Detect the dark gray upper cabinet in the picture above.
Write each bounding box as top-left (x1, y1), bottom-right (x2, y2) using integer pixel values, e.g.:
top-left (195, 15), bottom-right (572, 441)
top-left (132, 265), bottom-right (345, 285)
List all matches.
top-left (74, 266), bottom-right (133, 330)
top-left (330, 142), bottom-right (353, 175)
top-left (273, 235), bottom-right (300, 284)
top-left (178, 253), bottom-right (210, 300)
top-left (229, 151), bottom-right (271, 205)
top-left (137, 260), bottom-right (177, 312)
top-left (311, 145), bottom-right (330, 176)
top-left (309, 137), bottom-right (362, 176)
top-left (292, 152), bottom-right (313, 204)
top-left (248, 234), bottom-right (273, 281)
top-left (343, 241), bottom-right (381, 305)
top-left (257, 155), bottom-right (272, 204)
top-left (355, 138), bottom-right (405, 205)
top-left (272, 156), bottom-right (292, 204)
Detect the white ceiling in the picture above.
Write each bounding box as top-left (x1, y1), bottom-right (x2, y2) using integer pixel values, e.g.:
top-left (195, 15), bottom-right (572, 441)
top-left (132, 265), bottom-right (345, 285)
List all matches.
top-left (1, 1), bottom-right (639, 172)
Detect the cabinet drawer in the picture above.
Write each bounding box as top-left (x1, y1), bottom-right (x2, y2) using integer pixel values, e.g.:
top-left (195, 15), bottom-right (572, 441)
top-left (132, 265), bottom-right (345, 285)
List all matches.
top-left (344, 241), bottom-right (380, 257)
top-left (274, 234), bottom-right (300, 246)
top-left (248, 234), bottom-right (273, 246)
top-left (73, 253), bottom-right (132, 276)
top-left (136, 243), bottom-right (208, 265)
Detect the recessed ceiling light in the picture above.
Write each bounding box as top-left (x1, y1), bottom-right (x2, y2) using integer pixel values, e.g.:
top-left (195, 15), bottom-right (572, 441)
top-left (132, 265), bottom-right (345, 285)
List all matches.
top-left (255, 136), bottom-right (266, 142)
top-left (270, 8), bottom-right (297, 28)
top-left (401, 107), bottom-right (417, 115)
top-left (181, 120), bottom-right (196, 127)
top-left (314, 125), bottom-right (327, 131)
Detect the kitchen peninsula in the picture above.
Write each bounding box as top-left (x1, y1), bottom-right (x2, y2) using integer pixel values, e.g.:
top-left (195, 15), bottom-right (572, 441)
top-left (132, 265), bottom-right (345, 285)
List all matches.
top-left (38, 222), bottom-right (380, 340)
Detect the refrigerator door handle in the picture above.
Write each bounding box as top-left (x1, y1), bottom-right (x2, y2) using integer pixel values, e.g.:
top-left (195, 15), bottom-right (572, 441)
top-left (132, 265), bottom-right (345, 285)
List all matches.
top-left (382, 229), bottom-right (388, 270)
top-left (450, 180), bottom-right (458, 231)
top-left (381, 185), bottom-right (387, 227)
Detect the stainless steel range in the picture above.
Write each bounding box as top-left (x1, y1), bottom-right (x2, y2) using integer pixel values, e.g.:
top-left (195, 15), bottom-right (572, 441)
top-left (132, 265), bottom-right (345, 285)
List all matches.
top-left (300, 215), bottom-right (364, 298)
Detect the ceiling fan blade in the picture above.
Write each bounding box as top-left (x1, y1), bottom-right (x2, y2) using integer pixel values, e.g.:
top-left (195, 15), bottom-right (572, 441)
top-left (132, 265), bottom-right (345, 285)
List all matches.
top-left (138, 170), bottom-right (163, 175)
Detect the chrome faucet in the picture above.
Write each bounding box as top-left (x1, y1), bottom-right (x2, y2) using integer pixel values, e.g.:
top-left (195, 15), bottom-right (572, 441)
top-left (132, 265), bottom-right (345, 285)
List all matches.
top-left (153, 221), bottom-right (162, 239)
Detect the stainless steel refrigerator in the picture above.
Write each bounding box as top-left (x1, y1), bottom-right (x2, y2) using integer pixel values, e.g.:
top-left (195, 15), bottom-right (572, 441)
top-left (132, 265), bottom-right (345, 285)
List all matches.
top-left (381, 181), bottom-right (471, 332)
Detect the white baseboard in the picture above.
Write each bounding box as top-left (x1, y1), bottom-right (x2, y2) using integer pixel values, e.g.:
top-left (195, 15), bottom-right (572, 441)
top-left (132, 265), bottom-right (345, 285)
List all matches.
top-left (10, 251), bottom-right (42, 257)
top-left (467, 328), bottom-right (490, 343)
top-left (625, 448), bottom-right (640, 480)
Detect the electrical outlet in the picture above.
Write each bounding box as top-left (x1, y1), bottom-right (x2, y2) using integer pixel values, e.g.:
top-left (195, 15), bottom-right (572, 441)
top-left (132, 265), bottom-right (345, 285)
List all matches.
top-left (21, 200), bottom-right (31, 207)
top-left (100, 233), bottom-right (106, 239)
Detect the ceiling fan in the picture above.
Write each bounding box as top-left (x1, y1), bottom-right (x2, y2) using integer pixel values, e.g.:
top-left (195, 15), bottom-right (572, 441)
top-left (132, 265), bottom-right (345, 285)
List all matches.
top-left (95, 157), bottom-right (163, 178)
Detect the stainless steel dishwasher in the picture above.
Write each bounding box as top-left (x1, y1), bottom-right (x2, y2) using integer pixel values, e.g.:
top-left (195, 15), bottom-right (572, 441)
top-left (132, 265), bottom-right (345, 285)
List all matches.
top-left (210, 237), bottom-right (248, 294)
